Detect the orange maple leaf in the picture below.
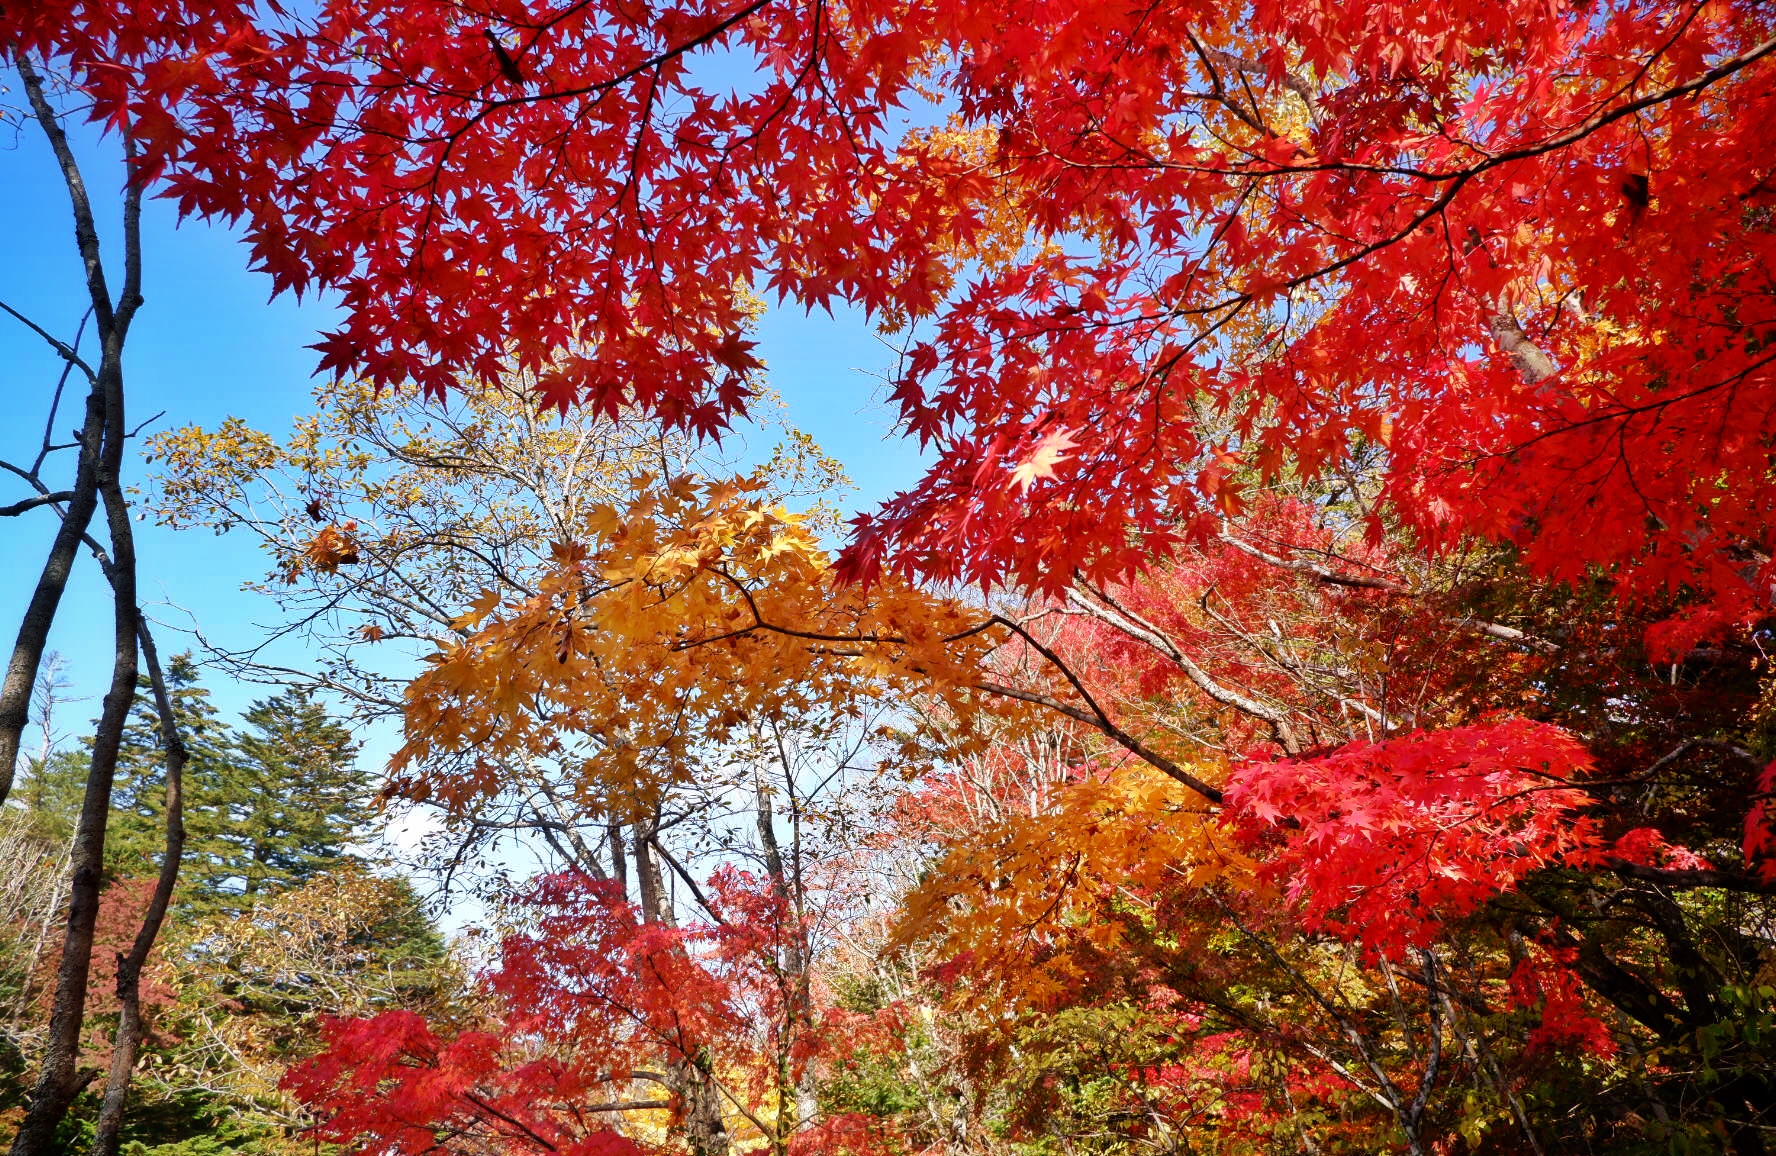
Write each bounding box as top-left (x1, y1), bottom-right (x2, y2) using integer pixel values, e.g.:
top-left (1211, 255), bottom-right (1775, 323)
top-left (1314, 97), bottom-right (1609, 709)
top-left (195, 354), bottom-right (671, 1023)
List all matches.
top-left (296, 521), bottom-right (361, 578)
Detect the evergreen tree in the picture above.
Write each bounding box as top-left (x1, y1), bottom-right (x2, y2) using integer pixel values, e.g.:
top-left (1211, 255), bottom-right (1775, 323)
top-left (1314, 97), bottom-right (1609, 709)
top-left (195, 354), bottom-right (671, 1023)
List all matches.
top-left (105, 654), bottom-right (237, 886)
top-left (9, 749), bottom-right (90, 848)
top-left (25, 660), bottom-right (374, 917)
top-left (208, 687), bottom-right (372, 909)
top-left (5, 663), bottom-right (428, 1152)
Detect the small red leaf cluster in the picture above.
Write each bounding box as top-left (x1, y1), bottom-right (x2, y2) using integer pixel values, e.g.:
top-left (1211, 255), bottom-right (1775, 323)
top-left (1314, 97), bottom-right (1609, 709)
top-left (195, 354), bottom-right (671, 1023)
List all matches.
top-left (1508, 943), bottom-right (1618, 1060)
top-left (1745, 759), bottom-right (1776, 884)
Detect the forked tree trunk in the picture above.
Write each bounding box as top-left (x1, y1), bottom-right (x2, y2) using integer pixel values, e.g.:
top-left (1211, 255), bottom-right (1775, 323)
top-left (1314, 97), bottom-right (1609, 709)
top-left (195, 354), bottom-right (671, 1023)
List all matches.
top-left (5, 52), bottom-right (166, 1156)
top-left (8, 384), bottom-right (139, 1155)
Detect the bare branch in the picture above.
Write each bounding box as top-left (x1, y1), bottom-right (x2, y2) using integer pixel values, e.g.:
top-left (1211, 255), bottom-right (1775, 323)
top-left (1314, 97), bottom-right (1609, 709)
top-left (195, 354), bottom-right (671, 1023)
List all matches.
top-left (0, 493), bottom-right (74, 518)
top-left (0, 299), bottom-right (99, 385)
top-left (1063, 585), bottom-right (1304, 754)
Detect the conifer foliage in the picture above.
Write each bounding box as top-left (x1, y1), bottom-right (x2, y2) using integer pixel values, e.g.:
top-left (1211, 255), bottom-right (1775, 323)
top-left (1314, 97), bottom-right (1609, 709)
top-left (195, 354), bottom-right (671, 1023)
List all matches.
top-left (62, 661), bottom-right (373, 917)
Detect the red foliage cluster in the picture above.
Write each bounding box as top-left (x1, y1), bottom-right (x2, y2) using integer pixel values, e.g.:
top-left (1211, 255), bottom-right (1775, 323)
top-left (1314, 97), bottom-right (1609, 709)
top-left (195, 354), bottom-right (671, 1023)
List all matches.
top-left (1745, 759), bottom-right (1776, 883)
top-left (29, 878), bottom-right (178, 1055)
top-left (1224, 718), bottom-right (1599, 959)
top-left (786, 1113), bottom-right (893, 1156)
top-left (286, 868), bottom-right (894, 1155)
top-left (8, 0), bottom-right (1775, 623)
top-left (1508, 943), bottom-right (1619, 1060)
top-left (8, 0), bottom-right (1775, 1146)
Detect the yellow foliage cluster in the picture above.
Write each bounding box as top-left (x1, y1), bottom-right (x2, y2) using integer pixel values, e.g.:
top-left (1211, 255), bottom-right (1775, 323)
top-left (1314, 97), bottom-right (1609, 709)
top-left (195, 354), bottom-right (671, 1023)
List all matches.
top-left (392, 471), bottom-right (1005, 818)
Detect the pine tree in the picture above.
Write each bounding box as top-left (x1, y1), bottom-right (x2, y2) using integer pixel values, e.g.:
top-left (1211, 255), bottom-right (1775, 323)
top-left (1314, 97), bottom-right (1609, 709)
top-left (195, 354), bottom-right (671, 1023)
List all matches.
top-left (28, 660), bottom-right (375, 918)
top-left (9, 750), bottom-right (89, 848)
top-left (104, 654), bottom-right (236, 886)
top-left (208, 687), bottom-right (372, 909)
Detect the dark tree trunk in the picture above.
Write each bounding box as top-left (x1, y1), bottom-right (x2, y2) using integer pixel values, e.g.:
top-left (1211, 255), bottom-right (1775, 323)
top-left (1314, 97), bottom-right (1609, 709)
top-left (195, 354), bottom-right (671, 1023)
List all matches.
top-left (6, 52), bottom-right (160, 1156)
top-left (0, 386), bottom-right (103, 807)
top-left (9, 375), bottom-right (139, 1155)
top-left (91, 621), bottom-right (185, 1156)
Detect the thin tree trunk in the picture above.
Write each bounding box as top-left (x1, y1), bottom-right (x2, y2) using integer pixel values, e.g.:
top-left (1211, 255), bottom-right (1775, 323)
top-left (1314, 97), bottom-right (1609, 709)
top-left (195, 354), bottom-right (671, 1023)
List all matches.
top-left (92, 618), bottom-right (185, 1156)
top-left (608, 816), bottom-right (629, 898)
top-left (754, 773), bottom-right (799, 1156)
top-left (633, 813), bottom-right (668, 926)
top-left (0, 387), bottom-right (103, 807)
top-left (633, 814), bottom-right (731, 1156)
top-left (8, 52), bottom-right (149, 1156)
top-left (755, 746), bottom-right (815, 1143)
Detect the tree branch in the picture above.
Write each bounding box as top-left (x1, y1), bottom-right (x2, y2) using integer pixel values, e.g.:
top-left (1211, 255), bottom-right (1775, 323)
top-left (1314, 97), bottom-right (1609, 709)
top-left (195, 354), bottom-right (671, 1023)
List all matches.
top-left (1062, 585), bottom-right (1304, 754)
top-left (0, 299), bottom-right (98, 384)
top-left (0, 493), bottom-right (74, 517)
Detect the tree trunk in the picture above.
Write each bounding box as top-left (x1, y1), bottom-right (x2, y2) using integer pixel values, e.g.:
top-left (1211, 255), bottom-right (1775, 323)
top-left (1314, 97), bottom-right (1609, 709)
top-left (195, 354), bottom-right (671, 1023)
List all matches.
top-left (0, 386), bottom-right (103, 807)
top-left (754, 760), bottom-right (815, 1141)
top-left (668, 1058), bottom-right (733, 1156)
top-left (7, 53), bottom-right (152, 1156)
top-left (91, 621), bottom-right (186, 1156)
top-left (8, 379), bottom-right (140, 1155)
top-left (633, 816), bottom-right (731, 1156)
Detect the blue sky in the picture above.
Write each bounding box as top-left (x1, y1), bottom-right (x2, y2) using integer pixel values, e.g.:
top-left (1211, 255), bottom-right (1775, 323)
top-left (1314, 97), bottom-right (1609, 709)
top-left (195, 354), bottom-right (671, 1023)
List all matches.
top-left (0, 89), bottom-right (928, 742)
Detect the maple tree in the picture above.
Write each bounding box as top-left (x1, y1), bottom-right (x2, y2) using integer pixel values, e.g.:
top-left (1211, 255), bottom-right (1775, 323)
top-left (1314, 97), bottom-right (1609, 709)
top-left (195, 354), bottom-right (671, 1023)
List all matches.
top-left (141, 374), bottom-right (979, 854)
top-left (148, 378), bottom-right (976, 1155)
top-left (10, 0), bottom-right (1776, 1149)
top-left (14, 0), bottom-right (1776, 792)
top-left (286, 866), bottom-right (894, 1156)
top-left (136, 391), bottom-right (1776, 1149)
top-left (6, 0), bottom-right (1772, 613)
top-left (886, 506), bottom-right (1776, 1151)
top-left (19, 0), bottom-right (1771, 783)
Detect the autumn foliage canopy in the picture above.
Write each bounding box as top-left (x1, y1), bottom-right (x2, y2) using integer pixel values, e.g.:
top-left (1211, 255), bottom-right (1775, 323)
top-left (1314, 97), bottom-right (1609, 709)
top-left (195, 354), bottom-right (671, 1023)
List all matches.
top-left (10, 0), bottom-right (1775, 602)
top-left (7, 0), bottom-right (1776, 1150)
